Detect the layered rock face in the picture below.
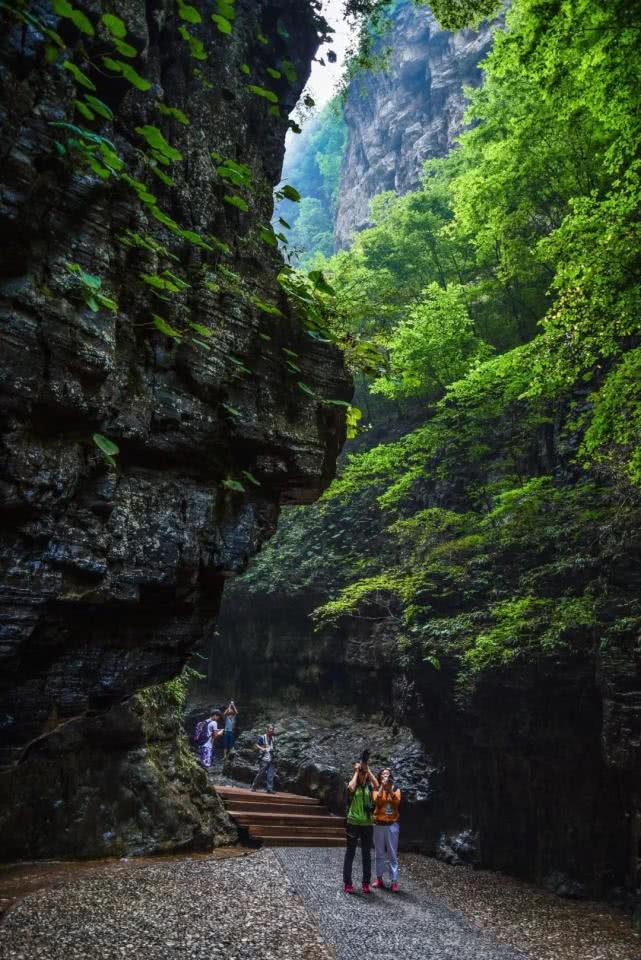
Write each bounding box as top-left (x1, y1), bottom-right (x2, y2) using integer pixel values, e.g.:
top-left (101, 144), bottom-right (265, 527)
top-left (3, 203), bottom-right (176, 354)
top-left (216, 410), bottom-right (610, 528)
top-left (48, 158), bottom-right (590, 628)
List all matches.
top-left (0, 0), bottom-right (350, 855)
top-left (334, 1), bottom-right (495, 247)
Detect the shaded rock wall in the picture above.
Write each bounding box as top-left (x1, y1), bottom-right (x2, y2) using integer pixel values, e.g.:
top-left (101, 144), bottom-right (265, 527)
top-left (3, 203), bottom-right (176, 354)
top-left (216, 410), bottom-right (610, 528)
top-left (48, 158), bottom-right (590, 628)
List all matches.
top-left (215, 567), bottom-right (641, 911)
top-left (334, 1), bottom-right (495, 247)
top-left (0, 688), bottom-right (236, 859)
top-left (0, 0), bottom-right (350, 856)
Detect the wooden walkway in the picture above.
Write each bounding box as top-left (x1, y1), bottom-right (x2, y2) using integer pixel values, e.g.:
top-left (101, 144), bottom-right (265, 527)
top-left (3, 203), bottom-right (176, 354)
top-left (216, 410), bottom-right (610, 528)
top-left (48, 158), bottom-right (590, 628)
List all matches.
top-left (216, 785), bottom-right (346, 847)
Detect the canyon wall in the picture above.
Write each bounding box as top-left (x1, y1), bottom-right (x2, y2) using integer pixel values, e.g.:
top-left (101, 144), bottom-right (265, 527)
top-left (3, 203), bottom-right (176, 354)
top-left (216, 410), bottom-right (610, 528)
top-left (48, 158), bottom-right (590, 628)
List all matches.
top-left (0, 0), bottom-right (350, 857)
top-left (334, 0), bottom-right (495, 247)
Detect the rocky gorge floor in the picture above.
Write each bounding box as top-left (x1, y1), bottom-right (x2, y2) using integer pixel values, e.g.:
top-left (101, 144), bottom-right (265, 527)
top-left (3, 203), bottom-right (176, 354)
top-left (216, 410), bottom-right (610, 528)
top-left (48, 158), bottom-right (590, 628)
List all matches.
top-left (1, 847), bottom-right (638, 960)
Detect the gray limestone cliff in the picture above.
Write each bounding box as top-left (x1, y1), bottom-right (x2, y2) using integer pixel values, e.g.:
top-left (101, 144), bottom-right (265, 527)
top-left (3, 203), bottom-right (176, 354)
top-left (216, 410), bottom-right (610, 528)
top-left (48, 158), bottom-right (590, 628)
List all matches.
top-left (0, 0), bottom-right (350, 857)
top-left (334, 1), bottom-right (495, 248)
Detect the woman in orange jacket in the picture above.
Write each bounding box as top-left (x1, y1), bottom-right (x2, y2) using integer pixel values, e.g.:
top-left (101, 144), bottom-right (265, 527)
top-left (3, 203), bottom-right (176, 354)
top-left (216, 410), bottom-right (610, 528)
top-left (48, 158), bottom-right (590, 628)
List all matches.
top-left (372, 768), bottom-right (401, 891)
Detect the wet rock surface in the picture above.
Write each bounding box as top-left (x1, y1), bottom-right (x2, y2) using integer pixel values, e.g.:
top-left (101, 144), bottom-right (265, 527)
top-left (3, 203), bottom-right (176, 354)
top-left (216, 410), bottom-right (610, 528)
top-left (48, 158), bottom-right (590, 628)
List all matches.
top-left (0, 0), bottom-right (350, 855)
top-left (334, 2), bottom-right (496, 247)
top-left (0, 696), bottom-right (237, 860)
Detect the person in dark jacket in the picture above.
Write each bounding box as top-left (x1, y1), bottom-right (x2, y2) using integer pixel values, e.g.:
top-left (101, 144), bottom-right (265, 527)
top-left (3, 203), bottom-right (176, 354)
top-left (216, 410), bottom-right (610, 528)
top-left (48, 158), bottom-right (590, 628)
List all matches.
top-left (251, 722), bottom-right (275, 793)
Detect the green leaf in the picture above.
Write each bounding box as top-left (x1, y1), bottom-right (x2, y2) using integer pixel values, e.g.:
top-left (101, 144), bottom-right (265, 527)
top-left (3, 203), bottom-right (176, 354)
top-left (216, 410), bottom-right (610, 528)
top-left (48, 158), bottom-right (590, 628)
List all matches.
top-left (84, 95), bottom-right (113, 120)
top-left (256, 31), bottom-right (269, 44)
top-left (112, 37), bottom-right (137, 58)
top-left (224, 194), bottom-right (249, 212)
top-left (223, 477), bottom-right (245, 492)
top-left (303, 94), bottom-right (315, 108)
top-left (180, 229), bottom-right (214, 251)
top-left (65, 261), bottom-right (101, 289)
top-left (152, 313), bottom-right (183, 339)
top-left (246, 84), bottom-right (278, 104)
top-left (178, 25), bottom-right (207, 60)
top-left (101, 12), bottom-right (126, 37)
top-left (73, 98), bottom-right (95, 120)
top-left (222, 403), bottom-right (242, 418)
top-left (99, 142), bottom-right (124, 171)
top-left (258, 225), bottom-right (278, 247)
top-left (156, 102), bottom-right (190, 125)
top-left (211, 13), bottom-right (232, 34)
top-left (241, 63), bottom-right (251, 75)
top-left (135, 125), bottom-right (183, 162)
top-left (121, 63), bottom-right (151, 89)
top-left (149, 164), bottom-right (175, 186)
top-left (63, 59), bottom-right (96, 90)
top-left (189, 322), bottom-right (213, 338)
top-left (103, 58), bottom-right (151, 90)
top-left (280, 184), bottom-right (301, 202)
top-left (93, 432), bottom-right (119, 456)
top-left (178, 2), bottom-right (202, 24)
top-left (266, 67), bottom-right (281, 79)
top-left (280, 60), bottom-right (298, 84)
top-left (216, 0), bottom-right (235, 19)
top-left (53, 0), bottom-right (94, 35)
top-left (250, 296), bottom-right (283, 317)
top-left (308, 269), bottom-right (335, 296)
top-left (278, 217), bottom-right (291, 229)
top-left (241, 470), bottom-right (261, 487)
top-left (298, 382), bottom-right (317, 397)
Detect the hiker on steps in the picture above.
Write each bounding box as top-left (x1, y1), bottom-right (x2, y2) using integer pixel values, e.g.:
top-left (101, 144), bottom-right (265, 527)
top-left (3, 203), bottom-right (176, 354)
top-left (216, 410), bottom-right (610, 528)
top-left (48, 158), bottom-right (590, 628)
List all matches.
top-left (222, 700), bottom-right (239, 761)
top-left (343, 751), bottom-right (379, 895)
top-left (372, 768), bottom-right (401, 892)
top-left (251, 722), bottom-right (275, 793)
top-left (194, 709), bottom-right (223, 769)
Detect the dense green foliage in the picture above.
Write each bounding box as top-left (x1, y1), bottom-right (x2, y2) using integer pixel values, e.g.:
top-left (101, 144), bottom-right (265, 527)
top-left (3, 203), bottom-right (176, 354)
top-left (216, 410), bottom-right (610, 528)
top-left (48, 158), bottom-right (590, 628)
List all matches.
top-left (275, 99), bottom-right (347, 266)
top-left (235, 0), bottom-right (641, 685)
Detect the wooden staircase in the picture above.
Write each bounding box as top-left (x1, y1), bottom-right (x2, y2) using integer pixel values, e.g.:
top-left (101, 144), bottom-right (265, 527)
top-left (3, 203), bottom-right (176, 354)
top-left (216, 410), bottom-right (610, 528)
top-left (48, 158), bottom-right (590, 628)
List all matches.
top-left (217, 785), bottom-right (346, 847)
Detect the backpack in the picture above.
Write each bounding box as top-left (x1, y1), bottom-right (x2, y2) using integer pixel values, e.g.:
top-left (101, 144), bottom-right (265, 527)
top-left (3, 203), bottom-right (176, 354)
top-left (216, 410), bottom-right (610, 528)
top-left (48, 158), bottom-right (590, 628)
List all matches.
top-left (194, 719), bottom-right (209, 746)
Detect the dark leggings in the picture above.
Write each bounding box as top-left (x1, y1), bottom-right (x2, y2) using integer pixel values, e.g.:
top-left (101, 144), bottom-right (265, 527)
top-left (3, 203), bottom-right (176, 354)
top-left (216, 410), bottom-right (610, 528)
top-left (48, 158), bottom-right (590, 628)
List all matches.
top-left (343, 823), bottom-right (373, 885)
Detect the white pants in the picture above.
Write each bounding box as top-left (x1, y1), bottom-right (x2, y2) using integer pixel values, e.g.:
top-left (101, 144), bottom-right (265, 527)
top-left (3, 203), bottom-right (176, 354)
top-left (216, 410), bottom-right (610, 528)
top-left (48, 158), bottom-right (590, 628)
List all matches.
top-left (374, 821), bottom-right (400, 882)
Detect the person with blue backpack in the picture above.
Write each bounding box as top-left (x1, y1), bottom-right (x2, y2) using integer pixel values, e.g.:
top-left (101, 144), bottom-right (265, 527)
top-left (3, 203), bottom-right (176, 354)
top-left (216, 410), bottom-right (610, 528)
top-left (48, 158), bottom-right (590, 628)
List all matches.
top-left (194, 709), bottom-right (222, 769)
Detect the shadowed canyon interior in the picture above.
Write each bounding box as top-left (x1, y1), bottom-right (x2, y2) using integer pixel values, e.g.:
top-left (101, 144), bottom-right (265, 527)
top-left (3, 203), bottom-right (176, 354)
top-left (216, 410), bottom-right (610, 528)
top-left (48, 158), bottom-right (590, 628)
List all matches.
top-left (0, 0), bottom-right (640, 936)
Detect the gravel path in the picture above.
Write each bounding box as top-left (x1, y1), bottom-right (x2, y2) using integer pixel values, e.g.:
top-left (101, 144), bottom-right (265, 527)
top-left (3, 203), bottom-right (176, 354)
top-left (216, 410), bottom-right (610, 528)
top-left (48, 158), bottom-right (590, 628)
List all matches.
top-left (1, 848), bottom-right (638, 960)
top-left (276, 847), bottom-right (524, 960)
top-left (276, 849), bottom-right (640, 960)
top-left (0, 850), bottom-right (332, 960)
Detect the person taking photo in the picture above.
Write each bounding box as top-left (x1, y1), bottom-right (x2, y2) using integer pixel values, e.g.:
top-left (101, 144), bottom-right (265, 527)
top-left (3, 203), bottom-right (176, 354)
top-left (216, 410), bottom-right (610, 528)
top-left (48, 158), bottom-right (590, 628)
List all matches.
top-left (372, 768), bottom-right (401, 891)
top-left (343, 752), bottom-right (379, 894)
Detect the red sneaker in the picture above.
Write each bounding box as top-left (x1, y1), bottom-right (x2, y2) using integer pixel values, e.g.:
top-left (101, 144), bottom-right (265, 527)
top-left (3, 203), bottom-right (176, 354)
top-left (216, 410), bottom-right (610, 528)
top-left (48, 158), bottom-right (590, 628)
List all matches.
top-left (362, 882), bottom-right (371, 894)
top-left (343, 883), bottom-right (355, 894)
top-left (372, 878), bottom-right (384, 889)
top-left (390, 882), bottom-right (399, 893)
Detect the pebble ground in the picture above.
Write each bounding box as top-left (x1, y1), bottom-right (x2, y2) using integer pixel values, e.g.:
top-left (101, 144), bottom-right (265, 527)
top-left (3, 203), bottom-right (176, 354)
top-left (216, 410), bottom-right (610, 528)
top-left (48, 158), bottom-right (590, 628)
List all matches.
top-left (0, 849), bottom-right (331, 960)
top-left (1, 847), bottom-right (639, 960)
top-left (277, 847), bottom-right (523, 960)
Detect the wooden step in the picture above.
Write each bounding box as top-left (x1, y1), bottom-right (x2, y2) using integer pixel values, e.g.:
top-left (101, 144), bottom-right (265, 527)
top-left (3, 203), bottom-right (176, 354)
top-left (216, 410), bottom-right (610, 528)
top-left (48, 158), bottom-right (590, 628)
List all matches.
top-left (234, 811), bottom-right (344, 829)
top-left (216, 783), bottom-right (344, 849)
top-left (225, 799), bottom-right (326, 817)
top-left (249, 823), bottom-right (345, 838)
top-left (216, 786), bottom-right (320, 805)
